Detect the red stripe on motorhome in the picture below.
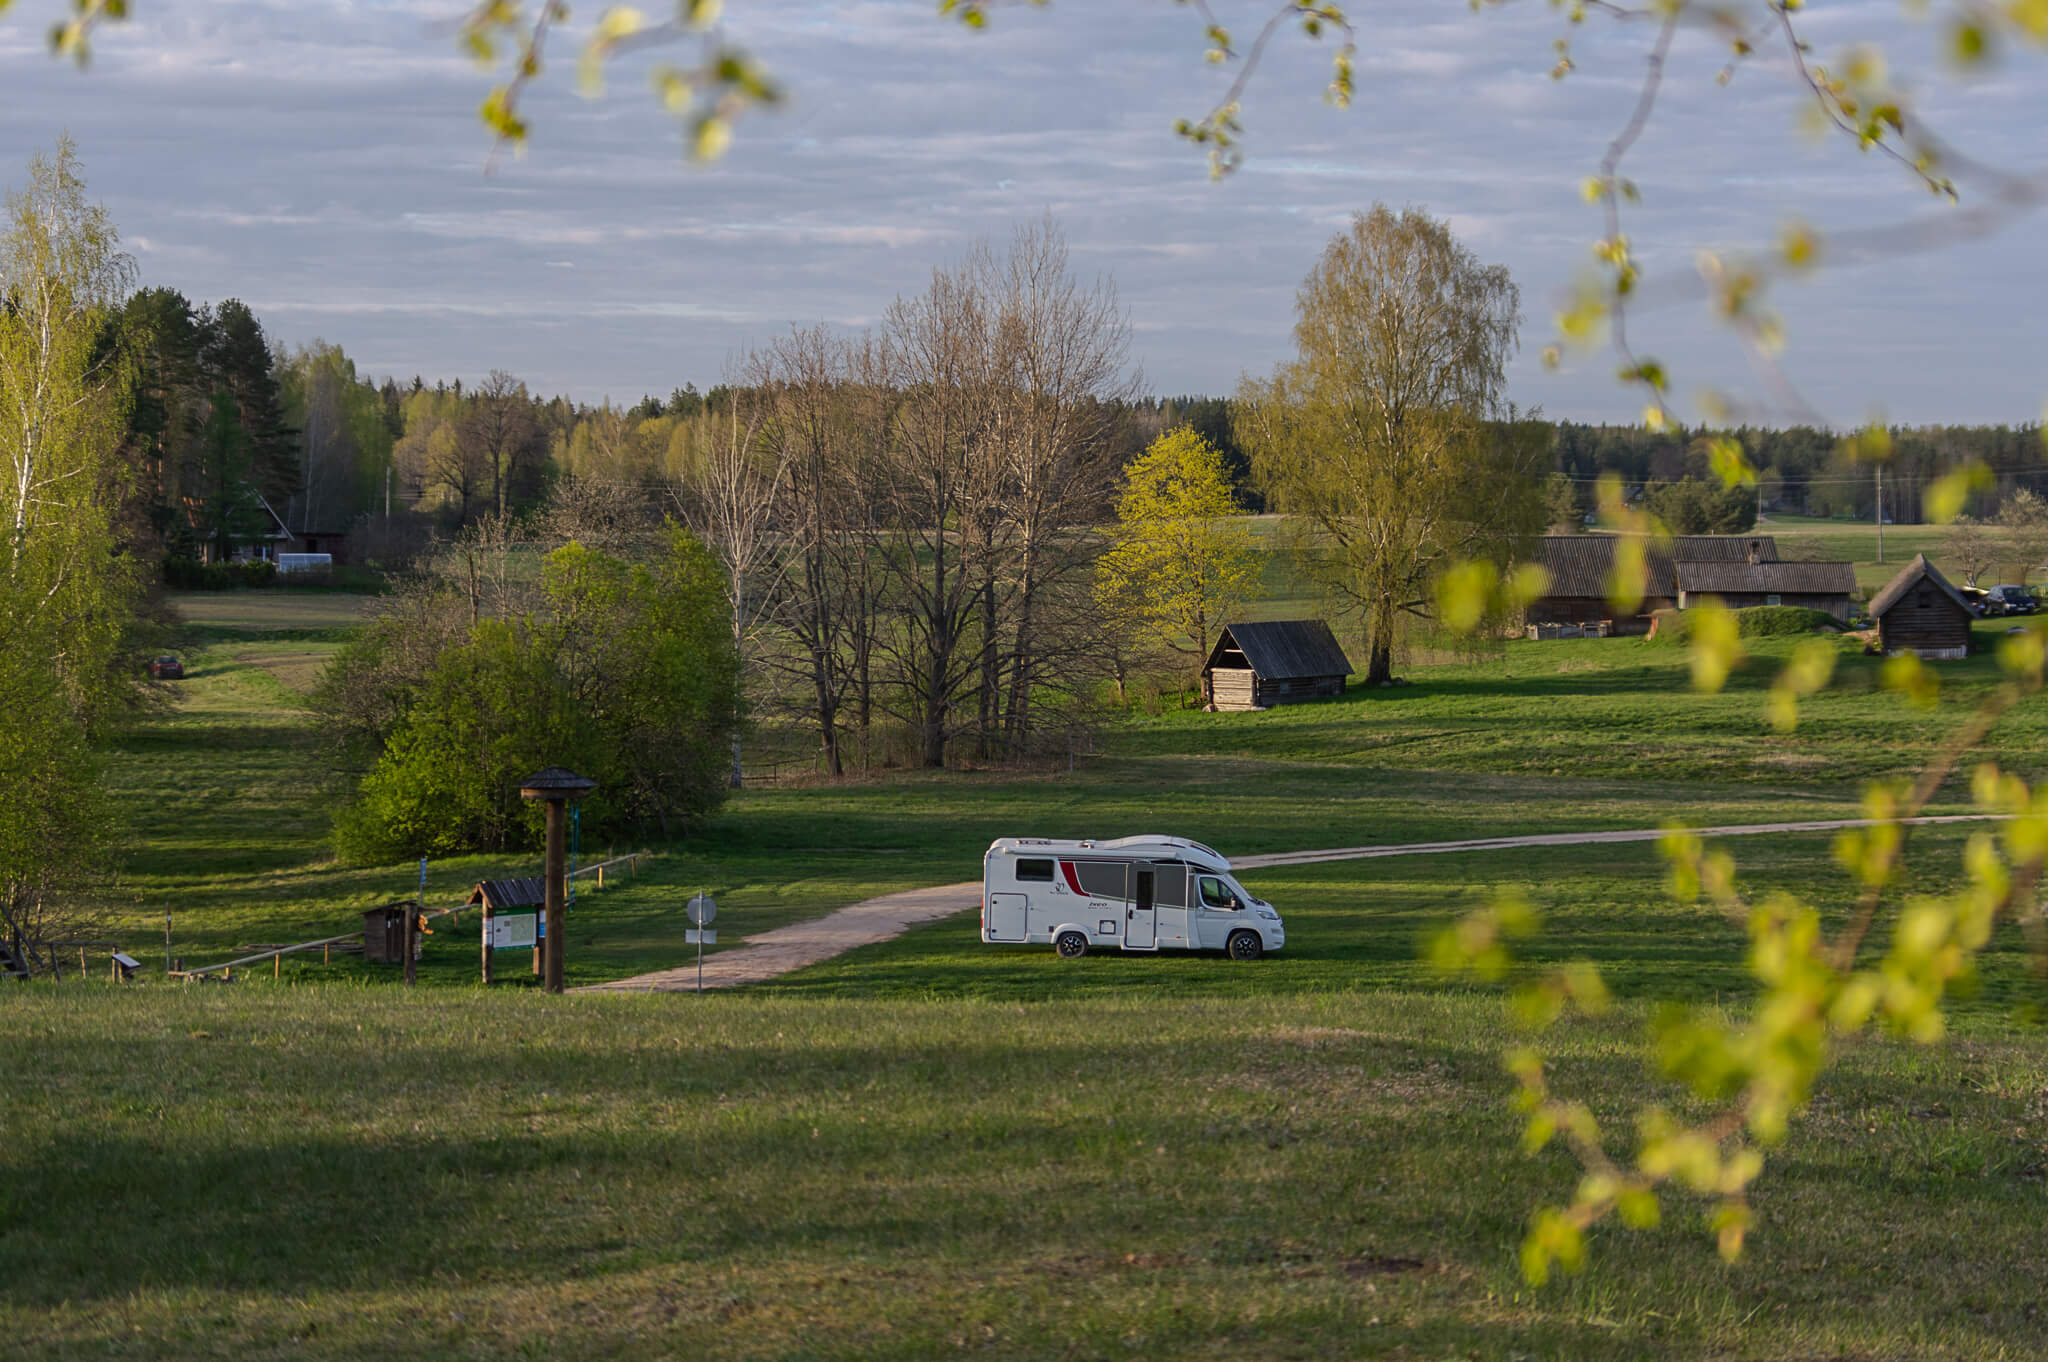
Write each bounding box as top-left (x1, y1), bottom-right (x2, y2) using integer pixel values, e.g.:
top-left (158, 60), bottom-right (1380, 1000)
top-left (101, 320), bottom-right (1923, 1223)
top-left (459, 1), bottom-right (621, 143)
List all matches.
top-left (1060, 861), bottom-right (1084, 894)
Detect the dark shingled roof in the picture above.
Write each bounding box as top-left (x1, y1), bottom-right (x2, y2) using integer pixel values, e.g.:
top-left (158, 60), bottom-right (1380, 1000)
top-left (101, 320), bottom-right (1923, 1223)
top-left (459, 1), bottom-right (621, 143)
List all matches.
top-left (468, 877), bottom-right (546, 909)
top-left (1536, 534), bottom-right (1784, 599)
top-left (1868, 554), bottom-right (1972, 617)
top-left (1205, 619), bottom-right (1354, 680)
top-left (1674, 560), bottom-right (1858, 596)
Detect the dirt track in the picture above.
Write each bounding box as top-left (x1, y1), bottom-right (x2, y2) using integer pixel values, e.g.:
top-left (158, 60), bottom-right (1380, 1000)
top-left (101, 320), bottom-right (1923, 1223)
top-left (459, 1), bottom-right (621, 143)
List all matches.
top-left (581, 814), bottom-right (2000, 994)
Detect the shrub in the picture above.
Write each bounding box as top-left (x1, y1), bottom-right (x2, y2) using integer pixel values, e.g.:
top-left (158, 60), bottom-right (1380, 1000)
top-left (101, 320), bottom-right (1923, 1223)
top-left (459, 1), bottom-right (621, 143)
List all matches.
top-left (161, 556), bottom-right (278, 590)
top-left (331, 527), bottom-right (739, 860)
top-left (1648, 604), bottom-right (1842, 645)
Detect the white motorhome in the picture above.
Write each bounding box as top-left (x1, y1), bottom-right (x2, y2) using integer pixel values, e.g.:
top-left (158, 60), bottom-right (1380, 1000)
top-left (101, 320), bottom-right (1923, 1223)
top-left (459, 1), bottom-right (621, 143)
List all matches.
top-left (981, 835), bottom-right (1284, 960)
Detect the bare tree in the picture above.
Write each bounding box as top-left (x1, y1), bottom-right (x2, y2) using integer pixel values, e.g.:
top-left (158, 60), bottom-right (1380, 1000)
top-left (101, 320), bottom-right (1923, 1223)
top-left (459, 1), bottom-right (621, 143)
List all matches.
top-left (985, 215), bottom-right (1135, 752)
top-left (539, 474), bottom-right (659, 558)
top-left (465, 369), bottom-right (542, 517)
top-left (747, 327), bottom-right (881, 777)
top-left (672, 381), bottom-right (784, 786)
top-left (879, 255), bottom-right (1005, 768)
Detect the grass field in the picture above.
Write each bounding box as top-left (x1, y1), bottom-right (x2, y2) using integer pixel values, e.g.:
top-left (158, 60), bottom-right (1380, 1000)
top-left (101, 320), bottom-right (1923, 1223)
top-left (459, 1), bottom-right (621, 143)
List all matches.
top-left (3, 986), bottom-right (2044, 1360)
top-left (11, 559), bottom-right (2045, 1359)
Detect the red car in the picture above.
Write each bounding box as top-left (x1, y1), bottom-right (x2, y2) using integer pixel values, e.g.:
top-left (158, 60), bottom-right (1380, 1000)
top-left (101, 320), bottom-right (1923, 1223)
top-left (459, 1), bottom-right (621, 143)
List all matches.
top-left (148, 655), bottom-right (185, 680)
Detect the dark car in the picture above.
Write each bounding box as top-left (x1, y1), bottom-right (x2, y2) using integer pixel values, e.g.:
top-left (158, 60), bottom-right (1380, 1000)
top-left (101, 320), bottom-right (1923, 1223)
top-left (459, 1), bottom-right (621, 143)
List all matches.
top-left (148, 655), bottom-right (185, 680)
top-left (1960, 586), bottom-right (2002, 618)
top-left (1987, 585), bottom-right (2038, 616)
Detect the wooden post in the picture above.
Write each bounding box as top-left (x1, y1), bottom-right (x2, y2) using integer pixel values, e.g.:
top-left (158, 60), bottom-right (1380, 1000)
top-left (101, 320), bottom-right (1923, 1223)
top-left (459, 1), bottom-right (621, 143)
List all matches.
top-left (543, 801), bottom-right (567, 995)
top-left (274, 952), bottom-right (281, 980)
top-left (323, 942), bottom-right (330, 965)
top-left (79, 946), bottom-right (87, 976)
top-left (518, 768), bottom-right (595, 996)
top-left (597, 865), bottom-right (604, 890)
top-left (481, 904), bottom-right (495, 985)
top-left (403, 904), bottom-right (419, 987)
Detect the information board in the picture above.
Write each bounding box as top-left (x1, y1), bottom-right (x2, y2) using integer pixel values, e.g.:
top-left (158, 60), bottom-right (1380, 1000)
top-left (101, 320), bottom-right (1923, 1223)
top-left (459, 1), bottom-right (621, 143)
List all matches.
top-left (490, 913), bottom-right (538, 950)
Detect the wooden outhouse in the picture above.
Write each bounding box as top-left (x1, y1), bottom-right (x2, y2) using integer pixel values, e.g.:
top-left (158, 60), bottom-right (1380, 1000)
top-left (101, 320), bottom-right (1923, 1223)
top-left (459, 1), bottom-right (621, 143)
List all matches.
top-left (1869, 554), bottom-right (1974, 660)
top-left (362, 903), bottom-right (420, 964)
top-left (1201, 620), bottom-right (1354, 711)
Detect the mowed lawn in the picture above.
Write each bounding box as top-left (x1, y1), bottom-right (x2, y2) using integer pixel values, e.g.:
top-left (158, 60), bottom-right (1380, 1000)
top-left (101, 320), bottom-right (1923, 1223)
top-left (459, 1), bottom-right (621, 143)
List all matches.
top-left (2, 986), bottom-right (2044, 1361)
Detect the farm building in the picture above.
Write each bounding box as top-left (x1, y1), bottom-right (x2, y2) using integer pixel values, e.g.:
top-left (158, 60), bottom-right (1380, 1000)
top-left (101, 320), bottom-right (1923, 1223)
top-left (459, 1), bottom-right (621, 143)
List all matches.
top-left (1527, 534), bottom-right (1855, 633)
top-left (1201, 620), bottom-right (1354, 711)
top-left (1673, 559), bottom-right (1859, 619)
top-left (1869, 554), bottom-right (1974, 660)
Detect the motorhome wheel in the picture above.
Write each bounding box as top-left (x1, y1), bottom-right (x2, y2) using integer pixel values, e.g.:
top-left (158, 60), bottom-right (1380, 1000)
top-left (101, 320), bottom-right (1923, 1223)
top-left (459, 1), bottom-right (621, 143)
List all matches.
top-left (1054, 931), bottom-right (1089, 959)
top-left (1227, 930), bottom-right (1264, 962)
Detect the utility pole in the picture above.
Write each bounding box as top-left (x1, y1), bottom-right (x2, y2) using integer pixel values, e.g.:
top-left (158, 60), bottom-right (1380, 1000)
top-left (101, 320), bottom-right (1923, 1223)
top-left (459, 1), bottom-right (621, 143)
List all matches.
top-left (384, 465), bottom-right (391, 522)
top-left (1876, 467), bottom-right (1886, 565)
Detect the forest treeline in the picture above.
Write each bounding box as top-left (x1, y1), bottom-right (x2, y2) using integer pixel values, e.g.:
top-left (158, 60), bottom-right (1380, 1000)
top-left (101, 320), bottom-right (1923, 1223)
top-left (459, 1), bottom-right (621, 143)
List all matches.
top-left (112, 302), bottom-right (2048, 574)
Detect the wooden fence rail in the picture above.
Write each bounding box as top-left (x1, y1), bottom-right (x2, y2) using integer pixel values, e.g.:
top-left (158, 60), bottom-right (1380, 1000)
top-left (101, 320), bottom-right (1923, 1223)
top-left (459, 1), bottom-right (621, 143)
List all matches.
top-left (168, 851), bottom-right (655, 981)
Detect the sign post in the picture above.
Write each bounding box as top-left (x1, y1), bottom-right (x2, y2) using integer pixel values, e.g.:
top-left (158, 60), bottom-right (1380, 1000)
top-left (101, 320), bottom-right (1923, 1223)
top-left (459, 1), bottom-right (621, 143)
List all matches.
top-left (686, 892), bottom-right (717, 994)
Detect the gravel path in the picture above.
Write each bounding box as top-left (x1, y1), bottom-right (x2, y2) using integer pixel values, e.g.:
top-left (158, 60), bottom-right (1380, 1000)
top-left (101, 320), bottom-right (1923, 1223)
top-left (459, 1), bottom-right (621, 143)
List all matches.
top-left (581, 813), bottom-right (1999, 993)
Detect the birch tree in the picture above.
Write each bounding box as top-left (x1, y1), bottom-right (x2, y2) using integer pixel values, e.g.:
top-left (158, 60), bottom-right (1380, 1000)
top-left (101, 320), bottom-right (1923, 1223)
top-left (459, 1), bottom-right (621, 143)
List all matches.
top-left (1238, 205), bottom-right (1542, 685)
top-left (1096, 426), bottom-right (1261, 693)
top-left (0, 138), bottom-right (135, 971)
top-left (673, 383), bottom-right (784, 786)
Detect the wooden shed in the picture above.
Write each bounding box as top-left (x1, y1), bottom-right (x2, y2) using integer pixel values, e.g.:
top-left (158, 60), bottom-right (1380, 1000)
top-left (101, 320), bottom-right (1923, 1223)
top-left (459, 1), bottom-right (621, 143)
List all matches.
top-left (1201, 620), bottom-right (1354, 711)
top-left (1869, 554), bottom-right (1974, 660)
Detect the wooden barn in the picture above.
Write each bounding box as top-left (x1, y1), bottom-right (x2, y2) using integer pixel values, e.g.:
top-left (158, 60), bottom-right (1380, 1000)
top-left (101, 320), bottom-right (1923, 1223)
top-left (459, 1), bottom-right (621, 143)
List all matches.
top-left (1201, 620), bottom-right (1354, 711)
top-left (1869, 554), bottom-right (1974, 660)
top-left (1527, 534), bottom-right (1860, 633)
top-left (1673, 559), bottom-right (1858, 619)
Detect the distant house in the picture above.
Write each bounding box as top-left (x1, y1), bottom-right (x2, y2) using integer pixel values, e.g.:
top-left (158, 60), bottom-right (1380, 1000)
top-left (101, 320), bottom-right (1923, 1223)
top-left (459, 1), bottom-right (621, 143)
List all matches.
top-left (1673, 559), bottom-right (1858, 620)
top-left (1869, 554), bottom-right (1974, 660)
top-left (1201, 620), bottom-right (1354, 712)
top-left (179, 491), bottom-right (293, 565)
top-left (1528, 534), bottom-right (1855, 633)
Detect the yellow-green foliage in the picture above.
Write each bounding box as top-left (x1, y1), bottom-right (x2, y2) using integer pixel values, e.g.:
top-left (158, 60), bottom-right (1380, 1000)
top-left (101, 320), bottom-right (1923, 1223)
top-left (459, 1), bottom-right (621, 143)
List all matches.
top-left (1095, 426), bottom-right (1261, 672)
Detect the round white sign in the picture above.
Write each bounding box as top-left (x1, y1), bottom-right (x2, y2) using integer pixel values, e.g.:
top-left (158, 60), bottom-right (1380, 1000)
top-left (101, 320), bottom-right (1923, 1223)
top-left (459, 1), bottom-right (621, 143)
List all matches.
top-left (686, 893), bottom-right (718, 927)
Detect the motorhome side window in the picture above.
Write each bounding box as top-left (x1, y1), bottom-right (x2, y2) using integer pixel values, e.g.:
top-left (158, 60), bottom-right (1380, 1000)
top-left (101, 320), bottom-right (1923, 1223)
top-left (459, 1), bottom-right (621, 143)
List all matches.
top-left (1198, 876), bottom-right (1235, 909)
top-left (1015, 858), bottom-right (1054, 882)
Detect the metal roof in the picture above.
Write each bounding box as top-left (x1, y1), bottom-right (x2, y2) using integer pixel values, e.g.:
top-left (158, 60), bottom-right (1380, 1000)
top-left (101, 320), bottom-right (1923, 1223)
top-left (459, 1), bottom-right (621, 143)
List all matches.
top-left (1537, 534), bottom-right (1783, 599)
top-left (1868, 554), bottom-right (1972, 617)
top-left (1205, 619), bottom-right (1354, 680)
top-left (1674, 560), bottom-right (1858, 595)
top-left (468, 877), bottom-right (546, 909)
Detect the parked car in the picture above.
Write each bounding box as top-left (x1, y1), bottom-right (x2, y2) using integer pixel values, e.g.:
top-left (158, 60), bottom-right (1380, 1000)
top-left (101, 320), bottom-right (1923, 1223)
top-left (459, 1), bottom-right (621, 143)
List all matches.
top-left (1987, 585), bottom-right (2038, 615)
top-left (1960, 587), bottom-right (2003, 618)
top-left (148, 654), bottom-right (184, 680)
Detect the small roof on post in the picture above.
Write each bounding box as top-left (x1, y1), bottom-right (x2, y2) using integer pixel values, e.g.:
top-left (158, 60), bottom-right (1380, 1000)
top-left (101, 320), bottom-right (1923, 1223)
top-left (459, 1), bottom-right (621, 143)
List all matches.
top-left (519, 767), bottom-right (597, 802)
top-left (467, 877), bottom-right (546, 910)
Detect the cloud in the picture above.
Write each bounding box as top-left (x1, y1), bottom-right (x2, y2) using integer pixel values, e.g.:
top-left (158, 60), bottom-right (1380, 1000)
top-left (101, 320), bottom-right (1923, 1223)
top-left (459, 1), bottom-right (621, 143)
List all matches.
top-left (0, 0), bottom-right (2038, 423)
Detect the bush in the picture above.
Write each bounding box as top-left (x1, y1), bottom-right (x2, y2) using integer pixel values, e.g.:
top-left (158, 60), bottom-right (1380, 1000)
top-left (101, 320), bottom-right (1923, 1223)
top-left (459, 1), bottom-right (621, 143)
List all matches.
top-left (160, 556), bottom-right (279, 590)
top-left (330, 528), bottom-right (739, 861)
top-left (1735, 605), bottom-right (1844, 638)
top-left (1648, 604), bottom-right (1843, 644)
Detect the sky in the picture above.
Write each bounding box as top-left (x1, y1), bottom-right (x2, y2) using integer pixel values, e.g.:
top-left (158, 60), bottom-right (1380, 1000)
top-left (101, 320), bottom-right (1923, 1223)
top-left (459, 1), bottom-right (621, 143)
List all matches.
top-left (2, 0), bottom-right (2044, 427)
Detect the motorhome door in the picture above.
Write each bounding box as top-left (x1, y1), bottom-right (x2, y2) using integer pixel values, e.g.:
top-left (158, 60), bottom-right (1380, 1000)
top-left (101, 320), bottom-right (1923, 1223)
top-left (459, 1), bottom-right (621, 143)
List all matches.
top-left (986, 892), bottom-right (1027, 941)
top-left (1125, 863), bottom-right (1159, 950)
